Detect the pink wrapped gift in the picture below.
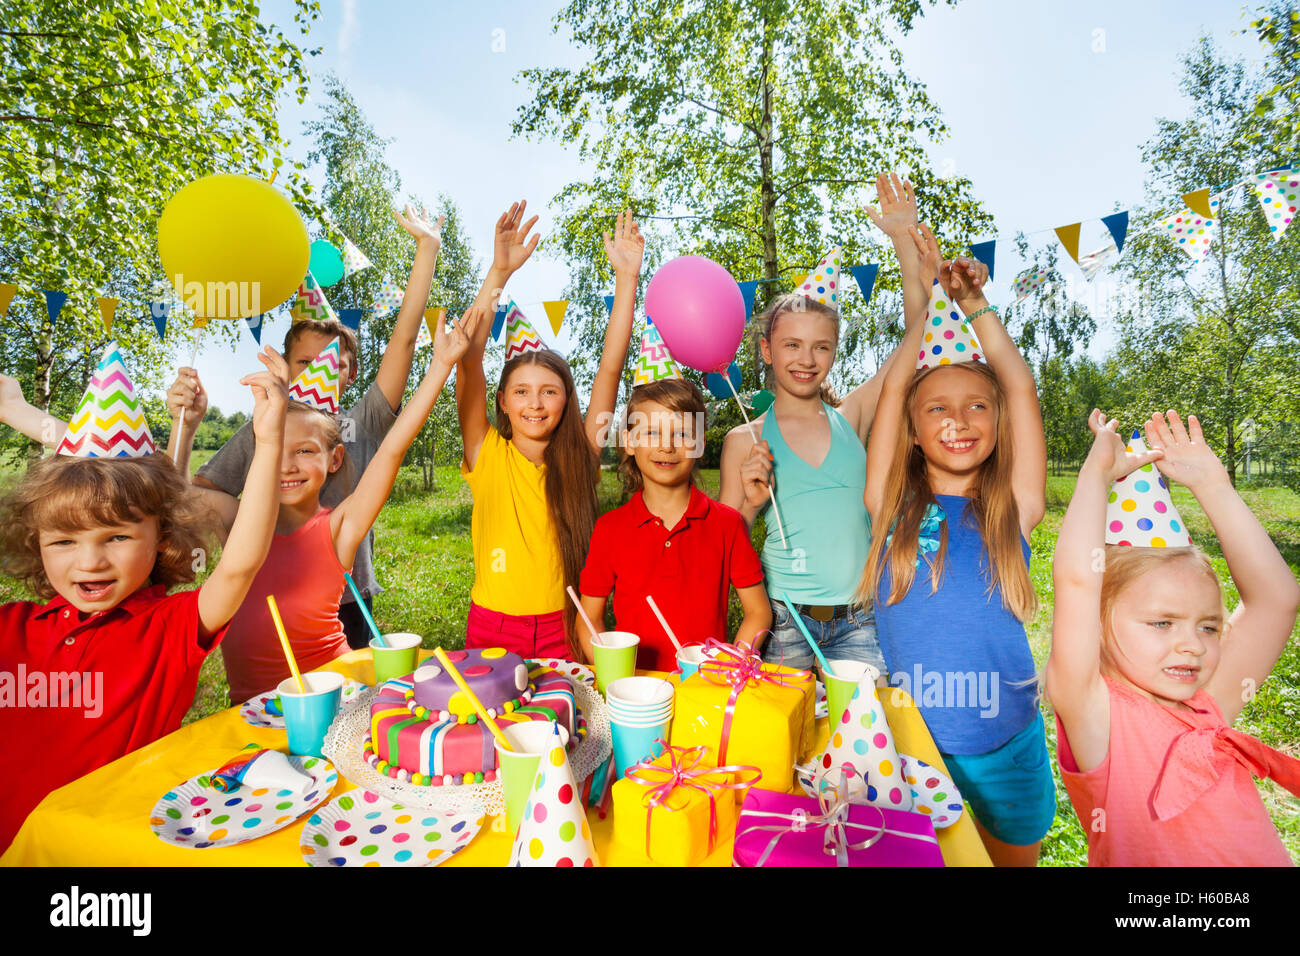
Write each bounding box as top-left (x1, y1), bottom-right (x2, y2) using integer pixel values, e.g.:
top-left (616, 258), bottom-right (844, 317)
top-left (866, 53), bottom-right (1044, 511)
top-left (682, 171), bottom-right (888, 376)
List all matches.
top-left (733, 786), bottom-right (944, 867)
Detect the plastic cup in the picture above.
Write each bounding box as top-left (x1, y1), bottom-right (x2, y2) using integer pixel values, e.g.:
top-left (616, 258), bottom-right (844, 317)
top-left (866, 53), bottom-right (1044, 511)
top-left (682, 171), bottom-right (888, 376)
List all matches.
top-left (371, 632), bottom-right (421, 684)
top-left (278, 671), bottom-right (345, 757)
top-left (823, 660), bottom-right (879, 726)
top-left (609, 716), bottom-right (670, 777)
top-left (676, 645), bottom-right (707, 680)
top-left (591, 632), bottom-right (640, 696)
top-left (494, 721), bottom-right (571, 833)
top-left (606, 676), bottom-right (673, 707)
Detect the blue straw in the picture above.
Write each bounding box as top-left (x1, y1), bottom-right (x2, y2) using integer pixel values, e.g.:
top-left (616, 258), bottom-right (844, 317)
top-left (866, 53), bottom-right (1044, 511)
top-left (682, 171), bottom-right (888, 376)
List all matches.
top-left (345, 572), bottom-right (386, 648)
top-left (778, 593), bottom-right (834, 676)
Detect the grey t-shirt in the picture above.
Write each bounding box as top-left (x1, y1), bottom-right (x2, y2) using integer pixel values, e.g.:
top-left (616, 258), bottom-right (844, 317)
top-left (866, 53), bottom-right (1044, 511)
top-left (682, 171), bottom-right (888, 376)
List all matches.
top-left (197, 381), bottom-right (398, 602)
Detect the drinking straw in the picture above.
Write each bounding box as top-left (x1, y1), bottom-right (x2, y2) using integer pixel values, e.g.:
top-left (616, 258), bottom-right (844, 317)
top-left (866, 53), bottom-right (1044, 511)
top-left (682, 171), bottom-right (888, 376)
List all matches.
top-left (172, 327), bottom-right (204, 468)
top-left (566, 585), bottom-right (600, 644)
top-left (644, 595), bottom-right (683, 653)
top-left (432, 647), bottom-right (512, 752)
top-left (266, 594), bottom-right (306, 693)
top-left (778, 593), bottom-right (835, 677)
top-left (720, 372), bottom-right (788, 548)
top-left (344, 572), bottom-right (386, 648)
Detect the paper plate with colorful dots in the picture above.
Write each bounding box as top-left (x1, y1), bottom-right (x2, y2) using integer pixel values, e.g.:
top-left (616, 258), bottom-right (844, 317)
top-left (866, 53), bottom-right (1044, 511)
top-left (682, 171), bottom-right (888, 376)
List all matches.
top-left (901, 755), bottom-right (964, 829)
top-left (150, 755), bottom-right (337, 849)
top-left (240, 679), bottom-right (369, 728)
top-left (528, 658), bottom-right (595, 686)
top-left (299, 789), bottom-right (484, 867)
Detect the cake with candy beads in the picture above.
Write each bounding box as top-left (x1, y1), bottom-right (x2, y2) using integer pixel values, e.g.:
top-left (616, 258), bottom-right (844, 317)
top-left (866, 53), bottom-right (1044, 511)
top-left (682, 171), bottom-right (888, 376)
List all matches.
top-left (363, 648), bottom-right (586, 786)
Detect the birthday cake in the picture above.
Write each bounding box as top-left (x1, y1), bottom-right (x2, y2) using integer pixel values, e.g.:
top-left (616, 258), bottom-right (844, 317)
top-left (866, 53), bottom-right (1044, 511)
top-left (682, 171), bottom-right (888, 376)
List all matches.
top-left (362, 648), bottom-right (585, 786)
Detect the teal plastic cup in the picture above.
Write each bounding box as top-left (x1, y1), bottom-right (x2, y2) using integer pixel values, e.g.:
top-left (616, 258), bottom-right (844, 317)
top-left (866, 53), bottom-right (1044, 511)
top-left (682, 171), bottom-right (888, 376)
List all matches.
top-left (610, 715), bottom-right (670, 777)
top-left (371, 632), bottom-right (422, 684)
top-left (676, 644), bottom-right (706, 681)
top-left (277, 671), bottom-right (345, 757)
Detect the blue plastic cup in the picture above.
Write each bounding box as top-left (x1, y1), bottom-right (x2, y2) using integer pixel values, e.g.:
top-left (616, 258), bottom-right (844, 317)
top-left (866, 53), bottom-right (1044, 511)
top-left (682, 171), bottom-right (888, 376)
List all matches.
top-left (676, 645), bottom-right (707, 681)
top-left (610, 716), bottom-right (670, 778)
top-left (277, 672), bottom-right (344, 757)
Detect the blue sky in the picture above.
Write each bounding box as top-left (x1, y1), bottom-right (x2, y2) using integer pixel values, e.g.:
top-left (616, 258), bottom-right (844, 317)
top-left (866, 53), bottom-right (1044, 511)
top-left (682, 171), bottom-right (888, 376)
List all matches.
top-left (194, 0), bottom-right (1267, 414)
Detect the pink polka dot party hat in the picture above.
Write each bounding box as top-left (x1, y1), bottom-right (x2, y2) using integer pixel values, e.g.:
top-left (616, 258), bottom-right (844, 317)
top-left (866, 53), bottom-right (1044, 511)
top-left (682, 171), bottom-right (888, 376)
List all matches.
top-left (508, 722), bottom-right (599, 867)
top-left (797, 245), bottom-right (843, 308)
top-left (917, 279), bottom-right (982, 370)
top-left (1105, 429), bottom-right (1191, 547)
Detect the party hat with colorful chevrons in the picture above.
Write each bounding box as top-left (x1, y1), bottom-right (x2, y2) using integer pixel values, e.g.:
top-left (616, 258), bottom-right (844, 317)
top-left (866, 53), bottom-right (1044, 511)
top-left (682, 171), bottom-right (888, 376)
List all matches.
top-left (289, 272), bottom-right (339, 325)
top-left (287, 338), bottom-right (342, 414)
top-left (632, 317), bottom-right (683, 386)
top-left (56, 342), bottom-right (157, 458)
top-left (797, 246), bottom-right (844, 309)
top-left (916, 279), bottom-right (982, 370)
top-left (1105, 429), bottom-right (1191, 547)
top-left (504, 301), bottom-right (547, 361)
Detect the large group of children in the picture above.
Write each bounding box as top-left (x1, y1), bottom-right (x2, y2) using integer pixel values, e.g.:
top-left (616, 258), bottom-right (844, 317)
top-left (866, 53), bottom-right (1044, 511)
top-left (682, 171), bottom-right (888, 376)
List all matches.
top-left (1, 179), bottom-right (1297, 866)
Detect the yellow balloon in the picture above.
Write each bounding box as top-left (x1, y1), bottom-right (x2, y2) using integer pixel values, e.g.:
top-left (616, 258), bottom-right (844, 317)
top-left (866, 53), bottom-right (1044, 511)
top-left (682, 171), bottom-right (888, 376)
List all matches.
top-left (157, 174), bottom-right (309, 320)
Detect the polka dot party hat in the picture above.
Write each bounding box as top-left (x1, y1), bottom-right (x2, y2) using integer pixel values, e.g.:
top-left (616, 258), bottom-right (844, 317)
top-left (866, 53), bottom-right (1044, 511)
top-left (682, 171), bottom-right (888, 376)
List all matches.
top-left (816, 669), bottom-right (913, 812)
top-left (1251, 166), bottom-right (1298, 240)
top-left (507, 722), bottom-right (599, 867)
top-left (916, 279), bottom-right (982, 370)
top-left (797, 245), bottom-right (843, 308)
top-left (56, 340), bottom-right (157, 458)
top-left (1105, 429), bottom-right (1192, 547)
top-left (632, 317), bottom-right (683, 387)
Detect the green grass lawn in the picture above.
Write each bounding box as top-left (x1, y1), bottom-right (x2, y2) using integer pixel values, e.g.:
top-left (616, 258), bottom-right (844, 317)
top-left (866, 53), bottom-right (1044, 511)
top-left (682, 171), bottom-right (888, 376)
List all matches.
top-left (2, 460), bottom-right (1296, 865)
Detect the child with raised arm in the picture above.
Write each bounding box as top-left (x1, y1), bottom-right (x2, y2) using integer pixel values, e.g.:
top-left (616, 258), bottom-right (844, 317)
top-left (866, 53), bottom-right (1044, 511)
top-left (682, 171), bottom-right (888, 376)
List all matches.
top-left (1046, 409), bottom-right (1300, 866)
top-left (0, 347), bottom-right (286, 852)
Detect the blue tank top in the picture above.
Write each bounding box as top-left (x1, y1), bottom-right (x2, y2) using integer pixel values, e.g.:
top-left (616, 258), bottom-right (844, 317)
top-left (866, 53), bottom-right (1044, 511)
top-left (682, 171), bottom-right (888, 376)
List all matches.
top-left (873, 494), bottom-right (1038, 755)
top-left (759, 403), bottom-right (871, 604)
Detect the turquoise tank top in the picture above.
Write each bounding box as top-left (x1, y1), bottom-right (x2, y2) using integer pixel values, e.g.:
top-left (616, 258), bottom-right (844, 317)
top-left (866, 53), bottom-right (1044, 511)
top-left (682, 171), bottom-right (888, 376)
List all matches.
top-left (759, 403), bottom-right (871, 604)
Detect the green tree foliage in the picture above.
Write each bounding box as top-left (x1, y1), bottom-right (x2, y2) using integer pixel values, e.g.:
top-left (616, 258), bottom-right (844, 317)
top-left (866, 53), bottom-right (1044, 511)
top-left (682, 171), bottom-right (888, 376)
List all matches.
top-left (1250, 1), bottom-right (1300, 155)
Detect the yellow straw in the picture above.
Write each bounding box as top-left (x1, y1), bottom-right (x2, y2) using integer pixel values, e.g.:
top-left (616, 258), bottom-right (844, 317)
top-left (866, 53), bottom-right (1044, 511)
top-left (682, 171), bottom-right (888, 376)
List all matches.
top-left (432, 647), bottom-right (513, 753)
top-left (266, 594), bottom-right (305, 694)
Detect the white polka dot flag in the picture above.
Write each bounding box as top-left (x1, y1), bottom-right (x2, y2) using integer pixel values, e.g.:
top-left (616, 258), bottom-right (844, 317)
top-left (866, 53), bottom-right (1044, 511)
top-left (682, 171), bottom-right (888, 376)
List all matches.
top-left (1105, 430), bottom-right (1192, 547)
top-left (1012, 266), bottom-right (1050, 302)
top-left (797, 245), bottom-right (843, 308)
top-left (916, 279), bottom-right (982, 370)
top-left (508, 722), bottom-right (599, 867)
top-left (816, 670), bottom-right (912, 811)
top-left (1251, 166), bottom-right (1299, 240)
top-left (1160, 197), bottom-right (1219, 263)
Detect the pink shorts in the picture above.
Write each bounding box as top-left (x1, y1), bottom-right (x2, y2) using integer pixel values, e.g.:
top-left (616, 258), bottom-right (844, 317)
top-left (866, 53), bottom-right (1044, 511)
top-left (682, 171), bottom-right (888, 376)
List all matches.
top-left (465, 602), bottom-right (571, 660)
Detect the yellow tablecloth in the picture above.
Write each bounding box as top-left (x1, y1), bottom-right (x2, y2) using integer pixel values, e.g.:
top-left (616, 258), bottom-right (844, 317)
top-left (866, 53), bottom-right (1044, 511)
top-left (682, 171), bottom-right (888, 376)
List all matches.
top-left (3, 650), bottom-right (991, 867)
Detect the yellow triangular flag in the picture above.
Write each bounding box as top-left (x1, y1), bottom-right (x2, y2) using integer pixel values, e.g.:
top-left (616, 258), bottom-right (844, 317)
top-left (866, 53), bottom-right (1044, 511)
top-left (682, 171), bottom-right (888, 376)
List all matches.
top-left (1054, 222), bottom-right (1082, 264)
top-left (792, 274), bottom-right (807, 288)
top-left (96, 296), bottom-right (118, 333)
top-left (543, 300), bottom-right (569, 336)
top-left (0, 282), bottom-right (16, 318)
top-left (423, 307), bottom-right (446, 340)
top-left (1182, 187), bottom-right (1214, 219)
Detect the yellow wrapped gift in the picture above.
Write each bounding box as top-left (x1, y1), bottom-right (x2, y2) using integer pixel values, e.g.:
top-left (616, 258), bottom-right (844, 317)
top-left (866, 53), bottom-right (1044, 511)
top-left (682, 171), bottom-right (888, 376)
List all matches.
top-left (669, 641), bottom-right (815, 796)
top-left (611, 744), bottom-right (761, 866)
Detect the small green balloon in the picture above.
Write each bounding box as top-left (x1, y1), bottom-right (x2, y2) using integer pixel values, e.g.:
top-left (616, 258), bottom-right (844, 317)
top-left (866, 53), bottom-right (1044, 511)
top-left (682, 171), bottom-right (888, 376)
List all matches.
top-left (308, 240), bottom-right (345, 287)
top-left (751, 389), bottom-right (775, 415)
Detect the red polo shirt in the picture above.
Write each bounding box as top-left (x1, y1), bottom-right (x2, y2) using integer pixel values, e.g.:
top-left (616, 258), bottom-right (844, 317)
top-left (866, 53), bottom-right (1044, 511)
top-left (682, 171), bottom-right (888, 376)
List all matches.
top-left (580, 486), bottom-right (764, 670)
top-left (0, 584), bottom-right (224, 853)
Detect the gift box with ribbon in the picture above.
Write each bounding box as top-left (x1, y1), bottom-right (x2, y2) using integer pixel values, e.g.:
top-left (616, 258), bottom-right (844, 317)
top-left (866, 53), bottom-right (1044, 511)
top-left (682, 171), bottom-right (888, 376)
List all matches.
top-left (611, 743), bottom-right (761, 866)
top-left (668, 640), bottom-right (815, 794)
top-left (733, 774), bottom-right (944, 867)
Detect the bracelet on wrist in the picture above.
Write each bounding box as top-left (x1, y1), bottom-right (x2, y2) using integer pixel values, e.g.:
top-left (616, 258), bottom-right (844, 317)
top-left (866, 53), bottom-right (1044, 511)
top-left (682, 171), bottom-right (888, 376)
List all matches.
top-left (964, 305), bottom-right (997, 322)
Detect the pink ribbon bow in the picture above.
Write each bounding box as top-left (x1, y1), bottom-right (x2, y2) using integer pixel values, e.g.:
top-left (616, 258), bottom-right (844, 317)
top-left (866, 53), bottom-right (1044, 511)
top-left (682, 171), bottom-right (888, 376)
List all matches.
top-left (1151, 724), bottom-right (1300, 822)
top-left (696, 638), bottom-right (810, 764)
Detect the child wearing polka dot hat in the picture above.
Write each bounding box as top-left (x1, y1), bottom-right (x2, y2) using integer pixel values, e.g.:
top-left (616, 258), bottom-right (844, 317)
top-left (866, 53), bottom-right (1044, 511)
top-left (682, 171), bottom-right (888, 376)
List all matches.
top-left (1047, 409), bottom-right (1300, 866)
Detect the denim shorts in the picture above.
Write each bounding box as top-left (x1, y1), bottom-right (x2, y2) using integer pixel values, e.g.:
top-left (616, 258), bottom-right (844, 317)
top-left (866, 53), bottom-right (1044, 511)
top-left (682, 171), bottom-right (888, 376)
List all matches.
top-left (760, 600), bottom-right (887, 675)
top-left (942, 712), bottom-right (1056, 846)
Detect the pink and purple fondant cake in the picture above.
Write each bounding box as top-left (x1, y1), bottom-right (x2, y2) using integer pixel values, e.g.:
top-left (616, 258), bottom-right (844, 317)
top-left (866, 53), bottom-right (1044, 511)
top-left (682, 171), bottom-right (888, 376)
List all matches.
top-left (362, 648), bottom-right (586, 786)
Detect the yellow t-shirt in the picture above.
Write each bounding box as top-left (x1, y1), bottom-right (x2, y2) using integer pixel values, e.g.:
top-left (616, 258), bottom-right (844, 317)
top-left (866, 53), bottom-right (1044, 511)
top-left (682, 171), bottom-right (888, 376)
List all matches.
top-left (461, 428), bottom-right (565, 616)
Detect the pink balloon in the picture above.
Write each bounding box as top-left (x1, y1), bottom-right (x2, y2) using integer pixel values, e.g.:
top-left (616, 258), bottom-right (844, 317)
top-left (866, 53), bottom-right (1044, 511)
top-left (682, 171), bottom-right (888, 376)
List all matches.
top-left (644, 255), bottom-right (746, 373)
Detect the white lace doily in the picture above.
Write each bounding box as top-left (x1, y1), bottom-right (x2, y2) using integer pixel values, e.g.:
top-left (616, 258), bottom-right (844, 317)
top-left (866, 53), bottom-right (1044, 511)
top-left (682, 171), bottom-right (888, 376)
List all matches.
top-left (322, 675), bottom-right (611, 817)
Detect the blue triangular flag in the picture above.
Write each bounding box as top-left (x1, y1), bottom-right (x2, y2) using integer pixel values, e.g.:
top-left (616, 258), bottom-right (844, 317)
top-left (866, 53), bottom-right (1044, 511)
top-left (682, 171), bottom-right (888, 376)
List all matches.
top-left (849, 265), bottom-right (879, 308)
top-left (491, 301), bottom-right (510, 342)
top-left (244, 313), bottom-right (265, 344)
top-left (602, 295), bottom-right (615, 316)
top-left (337, 308), bottom-right (363, 332)
top-left (737, 280), bottom-right (759, 318)
top-left (1101, 212), bottom-right (1129, 256)
top-left (149, 300), bottom-right (169, 340)
top-left (968, 241), bottom-right (996, 282)
top-left (42, 290), bottom-right (68, 326)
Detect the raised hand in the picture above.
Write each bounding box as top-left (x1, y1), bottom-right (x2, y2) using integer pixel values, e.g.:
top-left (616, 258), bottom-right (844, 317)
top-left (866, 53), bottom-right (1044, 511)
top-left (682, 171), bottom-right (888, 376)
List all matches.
top-left (394, 203), bottom-right (446, 248)
top-left (906, 222), bottom-right (944, 283)
top-left (1144, 410), bottom-right (1229, 492)
top-left (1083, 409), bottom-right (1163, 484)
top-left (240, 355), bottom-right (289, 446)
top-left (492, 200), bottom-right (541, 276)
top-left (863, 172), bottom-right (919, 240)
top-left (740, 440), bottom-right (775, 511)
top-left (432, 312), bottom-right (471, 369)
top-left (166, 367), bottom-right (207, 431)
top-left (942, 257), bottom-right (989, 308)
top-left (602, 209), bottom-right (645, 277)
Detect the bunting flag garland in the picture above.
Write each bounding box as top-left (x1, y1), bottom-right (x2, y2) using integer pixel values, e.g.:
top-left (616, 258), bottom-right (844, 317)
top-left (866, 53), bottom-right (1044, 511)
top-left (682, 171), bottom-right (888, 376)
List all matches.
top-left (632, 317), bottom-right (683, 386)
top-left (1160, 198), bottom-right (1219, 263)
top-left (149, 300), bottom-right (169, 340)
top-left (1012, 267), bottom-right (1051, 302)
top-left (602, 294), bottom-right (615, 317)
top-left (504, 303), bottom-right (547, 360)
top-left (1100, 211), bottom-right (1129, 255)
top-left (849, 264), bottom-right (879, 308)
top-left (418, 307), bottom-right (445, 350)
top-left (491, 301), bottom-right (509, 342)
top-left (796, 246), bottom-right (843, 307)
top-left (372, 275), bottom-right (404, 316)
top-left (917, 279), bottom-right (982, 370)
top-left (968, 240), bottom-right (996, 281)
top-left (56, 341), bottom-right (157, 458)
top-left (287, 338), bottom-right (342, 414)
top-left (96, 297), bottom-right (117, 333)
top-left (1182, 188), bottom-right (1214, 220)
top-left (337, 308), bottom-right (363, 332)
top-left (244, 312), bottom-right (264, 345)
top-left (340, 236), bottom-right (373, 276)
top-left (542, 300), bottom-right (569, 336)
top-left (0, 282), bottom-right (15, 319)
top-left (42, 290), bottom-right (68, 326)
top-left (1078, 241), bottom-right (1120, 282)
top-left (1251, 166), bottom-right (1299, 239)
top-left (290, 272), bottom-right (339, 324)
top-left (736, 280), bottom-right (759, 318)
top-left (1054, 222), bottom-right (1082, 265)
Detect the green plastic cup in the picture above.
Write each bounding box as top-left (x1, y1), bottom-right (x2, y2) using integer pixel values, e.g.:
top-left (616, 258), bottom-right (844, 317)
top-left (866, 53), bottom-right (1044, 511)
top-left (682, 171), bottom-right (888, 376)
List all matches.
top-left (823, 660), bottom-right (879, 726)
top-left (495, 721), bottom-right (571, 833)
top-left (591, 631), bottom-right (640, 696)
top-left (370, 632), bottom-right (421, 684)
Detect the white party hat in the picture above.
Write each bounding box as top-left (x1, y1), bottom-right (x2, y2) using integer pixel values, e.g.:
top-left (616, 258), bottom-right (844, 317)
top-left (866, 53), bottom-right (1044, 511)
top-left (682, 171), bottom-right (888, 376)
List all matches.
top-left (1105, 429), bottom-right (1192, 547)
top-left (796, 245), bottom-right (844, 308)
top-left (816, 671), bottom-right (912, 811)
top-left (507, 723), bottom-right (598, 867)
top-left (916, 279), bottom-right (982, 371)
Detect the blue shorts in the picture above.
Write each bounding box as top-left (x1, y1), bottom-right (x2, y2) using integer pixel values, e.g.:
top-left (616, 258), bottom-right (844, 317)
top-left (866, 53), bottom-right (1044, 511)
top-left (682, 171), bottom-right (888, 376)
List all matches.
top-left (942, 712), bottom-right (1056, 846)
top-left (761, 601), bottom-right (887, 675)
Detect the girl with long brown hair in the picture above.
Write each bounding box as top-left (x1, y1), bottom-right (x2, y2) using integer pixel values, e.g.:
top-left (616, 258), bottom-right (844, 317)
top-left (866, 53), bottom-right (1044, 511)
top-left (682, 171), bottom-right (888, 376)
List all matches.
top-left (858, 220), bottom-right (1051, 867)
top-left (455, 202), bottom-right (641, 658)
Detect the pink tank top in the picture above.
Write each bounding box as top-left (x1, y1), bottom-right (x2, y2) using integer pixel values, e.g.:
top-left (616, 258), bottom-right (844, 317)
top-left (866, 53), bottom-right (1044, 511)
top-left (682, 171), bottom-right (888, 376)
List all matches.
top-left (1057, 676), bottom-right (1297, 866)
top-left (223, 508), bottom-right (349, 703)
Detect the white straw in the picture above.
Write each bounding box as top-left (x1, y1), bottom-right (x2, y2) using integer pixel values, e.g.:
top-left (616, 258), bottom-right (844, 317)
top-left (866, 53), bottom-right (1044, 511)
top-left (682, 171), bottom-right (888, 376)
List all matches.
top-left (722, 372), bottom-right (788, 548)
top-left (566, 585), bottom-right (600, 644)
top-left (644, 595), bottom-right (683, 653)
